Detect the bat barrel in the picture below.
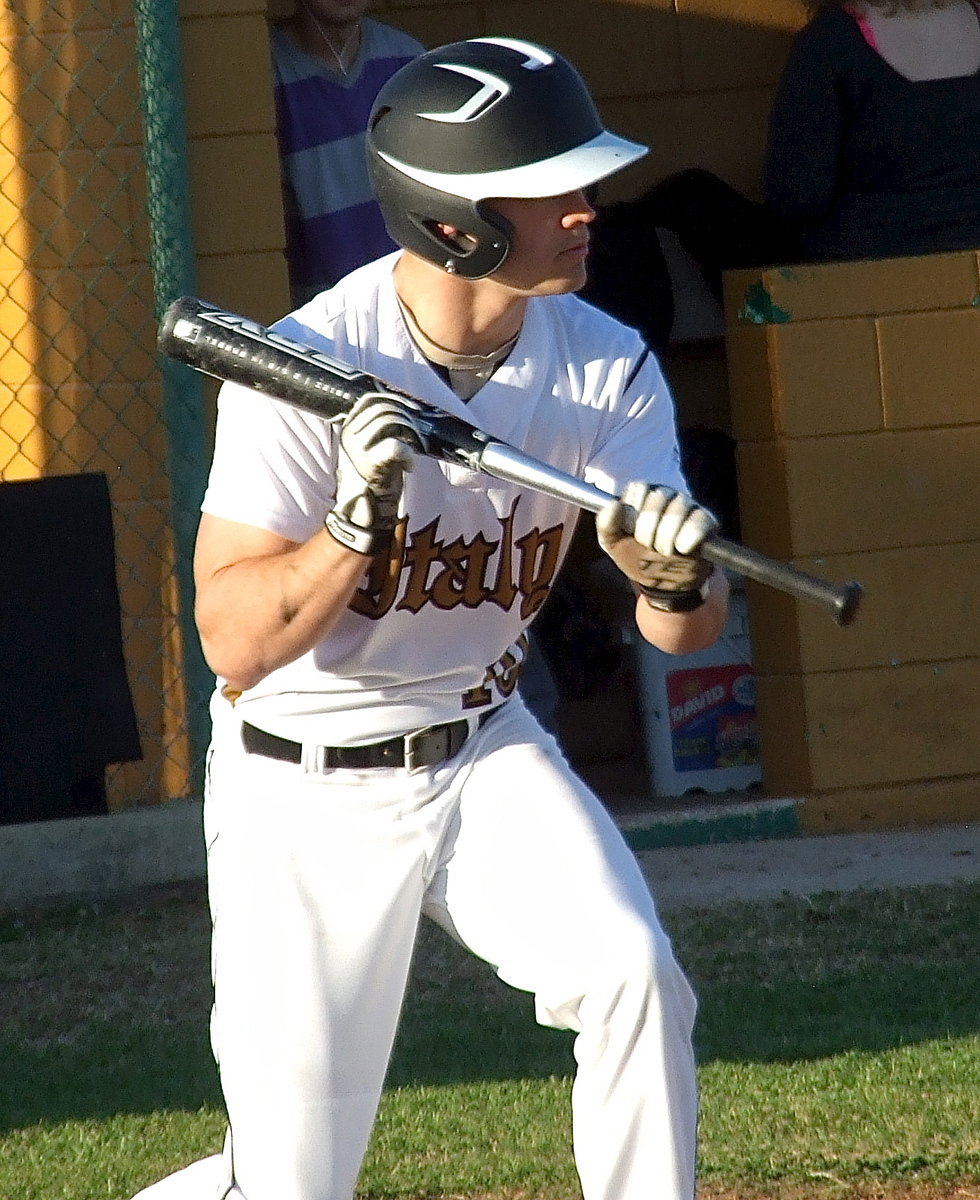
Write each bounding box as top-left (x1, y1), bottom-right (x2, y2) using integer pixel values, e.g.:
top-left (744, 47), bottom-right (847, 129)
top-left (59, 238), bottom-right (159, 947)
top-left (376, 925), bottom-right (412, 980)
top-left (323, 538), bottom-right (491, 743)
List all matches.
top-left (158, 296), bottom-right (368, 419)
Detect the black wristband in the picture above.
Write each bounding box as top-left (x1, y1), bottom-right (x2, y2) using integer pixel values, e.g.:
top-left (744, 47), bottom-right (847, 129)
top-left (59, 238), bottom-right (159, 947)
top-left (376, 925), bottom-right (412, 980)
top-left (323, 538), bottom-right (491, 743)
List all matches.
top-left (639, 579), bottom-right (709, 613)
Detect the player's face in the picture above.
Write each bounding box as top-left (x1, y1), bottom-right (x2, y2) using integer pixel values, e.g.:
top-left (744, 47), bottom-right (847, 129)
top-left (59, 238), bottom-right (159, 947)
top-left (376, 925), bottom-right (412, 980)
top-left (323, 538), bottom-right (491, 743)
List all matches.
top-left (486, 190), bottom-right (597, 297)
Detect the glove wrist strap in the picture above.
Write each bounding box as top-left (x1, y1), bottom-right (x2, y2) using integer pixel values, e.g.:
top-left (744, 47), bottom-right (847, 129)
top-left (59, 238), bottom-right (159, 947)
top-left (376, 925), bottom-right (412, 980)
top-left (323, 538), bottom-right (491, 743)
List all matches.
top-left (324, 508), bottom-right (376, 556)
top-left (639, 578), bottom-right (710, 613)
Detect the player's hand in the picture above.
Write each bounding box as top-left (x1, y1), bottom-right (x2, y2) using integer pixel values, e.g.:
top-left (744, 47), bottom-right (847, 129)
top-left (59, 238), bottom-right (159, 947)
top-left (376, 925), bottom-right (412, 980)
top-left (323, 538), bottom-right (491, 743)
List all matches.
top-left (325, 393), bottom-right (424, 555)
top-left (596, 481), bottom-right (718, 612)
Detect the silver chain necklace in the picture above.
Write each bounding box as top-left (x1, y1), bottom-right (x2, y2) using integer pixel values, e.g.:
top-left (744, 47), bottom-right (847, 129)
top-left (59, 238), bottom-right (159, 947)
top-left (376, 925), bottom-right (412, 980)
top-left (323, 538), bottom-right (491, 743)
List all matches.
top-left (304, 4), bottom-right (359, 75)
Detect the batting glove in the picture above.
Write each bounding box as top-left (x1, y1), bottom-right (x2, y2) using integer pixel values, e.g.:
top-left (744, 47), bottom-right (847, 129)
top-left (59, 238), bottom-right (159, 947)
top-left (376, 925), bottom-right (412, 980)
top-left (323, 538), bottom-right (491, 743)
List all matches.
top-left (325, 393), bottom-right (424, 556)
top-left (596, 481), bottom-right (718, 612)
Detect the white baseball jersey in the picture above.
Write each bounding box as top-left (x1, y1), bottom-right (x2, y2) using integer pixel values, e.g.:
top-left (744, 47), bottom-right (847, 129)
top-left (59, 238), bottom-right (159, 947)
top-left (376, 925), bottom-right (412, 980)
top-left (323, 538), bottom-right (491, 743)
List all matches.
top-left (201, 252), bottom-right (686, 744)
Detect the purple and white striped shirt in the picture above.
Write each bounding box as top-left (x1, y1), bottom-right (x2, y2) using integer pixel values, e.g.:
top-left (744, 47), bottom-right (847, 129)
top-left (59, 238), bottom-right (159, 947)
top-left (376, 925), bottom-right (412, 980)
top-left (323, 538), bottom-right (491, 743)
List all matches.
top-left (271, 18), bottom-right (423, 304)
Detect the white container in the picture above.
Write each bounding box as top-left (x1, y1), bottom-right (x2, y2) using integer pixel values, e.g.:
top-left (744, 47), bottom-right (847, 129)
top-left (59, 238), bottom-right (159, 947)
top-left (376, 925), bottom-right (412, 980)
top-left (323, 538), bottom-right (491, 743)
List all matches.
top-left (634, 585), bottom-right (762, 796)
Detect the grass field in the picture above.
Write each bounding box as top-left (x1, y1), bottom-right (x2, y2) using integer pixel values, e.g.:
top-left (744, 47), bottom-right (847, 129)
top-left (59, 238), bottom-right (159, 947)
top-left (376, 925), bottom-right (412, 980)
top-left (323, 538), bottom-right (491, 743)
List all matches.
top-left (1, 874), bottom-right (978, 1200)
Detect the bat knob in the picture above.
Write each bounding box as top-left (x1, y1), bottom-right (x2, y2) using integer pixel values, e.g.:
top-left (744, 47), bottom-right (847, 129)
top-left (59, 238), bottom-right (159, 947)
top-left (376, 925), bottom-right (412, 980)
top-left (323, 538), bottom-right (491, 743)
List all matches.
top-left (834, 581), bottom-right (863, 627)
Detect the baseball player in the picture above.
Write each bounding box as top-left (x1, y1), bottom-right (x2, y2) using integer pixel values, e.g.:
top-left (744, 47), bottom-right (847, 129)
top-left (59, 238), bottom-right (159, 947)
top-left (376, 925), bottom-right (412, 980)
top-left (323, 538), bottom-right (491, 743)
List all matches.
top-left (131, 37), bottom-right (729, 1200)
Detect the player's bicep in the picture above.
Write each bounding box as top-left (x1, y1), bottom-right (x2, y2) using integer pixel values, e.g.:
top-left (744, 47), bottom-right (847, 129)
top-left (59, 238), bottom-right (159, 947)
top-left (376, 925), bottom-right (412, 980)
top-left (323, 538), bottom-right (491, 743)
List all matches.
top-left (193, 513), bottom-right (302, 593)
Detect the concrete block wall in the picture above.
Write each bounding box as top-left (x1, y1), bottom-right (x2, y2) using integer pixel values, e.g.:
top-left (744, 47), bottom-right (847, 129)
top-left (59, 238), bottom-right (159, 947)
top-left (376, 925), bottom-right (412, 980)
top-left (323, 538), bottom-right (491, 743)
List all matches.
top-left (181, 0), bottom-right (291, 325)
top-left (724, 252), bottom-right (980, 832)
top-left (0, 1), bottom-right (190, 808)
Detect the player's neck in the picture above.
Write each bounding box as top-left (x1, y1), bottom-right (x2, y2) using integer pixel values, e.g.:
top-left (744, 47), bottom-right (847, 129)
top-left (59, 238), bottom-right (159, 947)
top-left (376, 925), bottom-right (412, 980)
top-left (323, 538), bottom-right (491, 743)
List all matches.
top-left (394, 254), bottom-right (527, 358)
top-left (287, 7), bottom-right (361, 73)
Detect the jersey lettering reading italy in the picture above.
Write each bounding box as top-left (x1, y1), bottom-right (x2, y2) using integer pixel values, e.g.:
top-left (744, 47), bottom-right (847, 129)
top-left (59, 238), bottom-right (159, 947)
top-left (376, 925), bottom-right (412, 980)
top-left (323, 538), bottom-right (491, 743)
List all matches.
top-left (352, 498), bottom-right (564, 620)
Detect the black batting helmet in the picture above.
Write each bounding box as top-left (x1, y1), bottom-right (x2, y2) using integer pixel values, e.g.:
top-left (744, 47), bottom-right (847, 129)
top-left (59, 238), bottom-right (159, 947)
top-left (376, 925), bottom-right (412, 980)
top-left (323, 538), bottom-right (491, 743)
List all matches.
top-left (366, 37), bottom-right (648, 279)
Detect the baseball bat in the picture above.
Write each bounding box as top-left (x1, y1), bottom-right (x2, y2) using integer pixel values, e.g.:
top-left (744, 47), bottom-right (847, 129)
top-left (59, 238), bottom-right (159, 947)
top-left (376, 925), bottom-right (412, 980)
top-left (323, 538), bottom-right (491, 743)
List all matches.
top-left (159, 296), bottom-right (862, 626)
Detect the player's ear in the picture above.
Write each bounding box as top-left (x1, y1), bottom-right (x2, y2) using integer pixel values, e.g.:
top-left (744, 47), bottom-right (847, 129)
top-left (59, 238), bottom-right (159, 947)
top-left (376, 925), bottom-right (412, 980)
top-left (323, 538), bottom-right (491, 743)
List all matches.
top-left (431, 221), bottom-right (479, 254)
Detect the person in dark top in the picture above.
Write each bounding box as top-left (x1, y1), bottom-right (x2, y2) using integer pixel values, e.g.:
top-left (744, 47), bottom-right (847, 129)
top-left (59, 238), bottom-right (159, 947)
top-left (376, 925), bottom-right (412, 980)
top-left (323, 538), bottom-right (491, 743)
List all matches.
top-left (763, 0), bottom-right (980, 263)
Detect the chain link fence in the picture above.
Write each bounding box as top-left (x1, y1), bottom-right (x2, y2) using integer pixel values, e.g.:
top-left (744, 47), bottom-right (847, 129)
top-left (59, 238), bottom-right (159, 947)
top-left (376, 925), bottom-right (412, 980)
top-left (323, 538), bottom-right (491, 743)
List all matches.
top-left (0, 0), bottom-right (209, 817)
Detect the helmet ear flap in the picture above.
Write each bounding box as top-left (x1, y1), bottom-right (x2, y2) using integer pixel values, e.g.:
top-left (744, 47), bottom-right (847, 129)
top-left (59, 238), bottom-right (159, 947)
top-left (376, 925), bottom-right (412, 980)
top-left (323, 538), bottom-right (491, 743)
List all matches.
top-left (405, 211), bottom-right (512, 278)
top-left (370, 157), bottom-right (514, 279)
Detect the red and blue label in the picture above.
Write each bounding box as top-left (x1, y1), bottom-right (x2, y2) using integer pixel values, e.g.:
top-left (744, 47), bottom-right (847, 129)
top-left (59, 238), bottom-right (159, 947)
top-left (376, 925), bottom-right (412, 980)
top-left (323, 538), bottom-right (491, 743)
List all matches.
top-left (665, 663), bottom-right (760, 773)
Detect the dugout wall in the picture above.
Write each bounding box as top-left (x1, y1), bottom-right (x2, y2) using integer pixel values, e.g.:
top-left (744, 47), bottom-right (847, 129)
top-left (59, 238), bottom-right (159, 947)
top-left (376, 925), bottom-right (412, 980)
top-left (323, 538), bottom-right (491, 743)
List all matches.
top-left (725, 253), bottom-right (980, 832)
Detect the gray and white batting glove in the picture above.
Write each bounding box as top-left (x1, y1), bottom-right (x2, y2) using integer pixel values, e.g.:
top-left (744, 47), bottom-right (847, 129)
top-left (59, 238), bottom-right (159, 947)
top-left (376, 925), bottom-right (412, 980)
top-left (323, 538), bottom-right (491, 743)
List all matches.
top-left (596, 480), bottom-right (719, 612)
top-left (324, 393), bottom-right (424, 556)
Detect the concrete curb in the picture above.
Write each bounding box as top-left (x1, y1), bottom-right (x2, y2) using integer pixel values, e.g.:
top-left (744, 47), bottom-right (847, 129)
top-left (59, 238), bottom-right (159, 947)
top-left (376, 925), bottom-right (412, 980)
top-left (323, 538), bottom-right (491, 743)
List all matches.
top-left (620, 796), bottom-right (802, 852)
top-left (0, 793), bottom-right (802, 909)
top-left (637, 820), bottom-right (980, 908)
top-left (0, 798), bottom-right (206, 909)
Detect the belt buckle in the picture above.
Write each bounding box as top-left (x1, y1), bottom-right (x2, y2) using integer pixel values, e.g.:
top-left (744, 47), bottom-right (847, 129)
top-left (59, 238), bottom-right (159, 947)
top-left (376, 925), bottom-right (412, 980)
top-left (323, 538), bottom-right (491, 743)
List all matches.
top-left (404, 723), bottom-right (450, 773)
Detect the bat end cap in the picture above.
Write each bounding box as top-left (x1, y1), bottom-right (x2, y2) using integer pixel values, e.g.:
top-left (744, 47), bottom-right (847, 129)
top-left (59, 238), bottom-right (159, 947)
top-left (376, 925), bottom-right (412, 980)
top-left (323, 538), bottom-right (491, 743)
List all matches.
top-left (835, 581), bottom-right (863, 626)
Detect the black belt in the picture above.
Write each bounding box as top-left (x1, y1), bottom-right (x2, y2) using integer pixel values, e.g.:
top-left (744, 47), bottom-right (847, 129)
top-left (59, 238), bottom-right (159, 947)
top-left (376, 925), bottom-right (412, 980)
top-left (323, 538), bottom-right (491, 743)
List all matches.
top-left (241, 709), bottom-right (496, 773)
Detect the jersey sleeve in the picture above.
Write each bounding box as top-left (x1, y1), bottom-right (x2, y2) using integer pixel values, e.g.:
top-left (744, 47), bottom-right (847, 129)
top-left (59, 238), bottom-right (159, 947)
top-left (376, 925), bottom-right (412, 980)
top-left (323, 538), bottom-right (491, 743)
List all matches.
top-left (200, 378), bottom-right (338, 544)
top-left (581, 345), bottom-right (688, 499)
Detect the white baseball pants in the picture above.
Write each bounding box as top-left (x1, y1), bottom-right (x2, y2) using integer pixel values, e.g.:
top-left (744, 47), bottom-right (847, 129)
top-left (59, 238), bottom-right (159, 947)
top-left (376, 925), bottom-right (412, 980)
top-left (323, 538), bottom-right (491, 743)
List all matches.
top-left (130, 700), bottom-right (698, 1200)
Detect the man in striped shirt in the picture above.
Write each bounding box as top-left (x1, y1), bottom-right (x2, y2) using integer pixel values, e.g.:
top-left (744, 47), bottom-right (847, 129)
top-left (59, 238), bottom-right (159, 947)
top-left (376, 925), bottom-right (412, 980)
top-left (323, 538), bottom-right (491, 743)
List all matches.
top-left (271, 1), bottom-right (424, 305)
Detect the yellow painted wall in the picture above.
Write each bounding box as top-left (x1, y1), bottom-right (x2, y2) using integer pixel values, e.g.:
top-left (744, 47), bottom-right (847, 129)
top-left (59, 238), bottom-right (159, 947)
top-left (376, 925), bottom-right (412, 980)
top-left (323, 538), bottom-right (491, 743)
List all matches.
top-left (724, 254), bottom-right (980, 832)
top-left (0, 1), bottom-right (286, 812)
top-left (181, 0), bottom-right (290, 324)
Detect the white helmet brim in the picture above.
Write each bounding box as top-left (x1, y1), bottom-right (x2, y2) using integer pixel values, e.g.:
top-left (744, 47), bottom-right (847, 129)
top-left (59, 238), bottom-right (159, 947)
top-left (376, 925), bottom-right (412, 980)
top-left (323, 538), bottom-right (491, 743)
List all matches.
top-left (375, 129), bottom-right (648, 203)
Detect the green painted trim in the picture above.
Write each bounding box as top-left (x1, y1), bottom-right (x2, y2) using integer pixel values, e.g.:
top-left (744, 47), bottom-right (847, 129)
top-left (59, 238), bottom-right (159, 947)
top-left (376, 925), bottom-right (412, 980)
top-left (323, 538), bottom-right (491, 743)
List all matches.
top-left (621, 798), bottom-right (802, 851)
top-left (133, 0), bottom-right (212, 792)
top-left (738, 281), bottom-right (791, 325)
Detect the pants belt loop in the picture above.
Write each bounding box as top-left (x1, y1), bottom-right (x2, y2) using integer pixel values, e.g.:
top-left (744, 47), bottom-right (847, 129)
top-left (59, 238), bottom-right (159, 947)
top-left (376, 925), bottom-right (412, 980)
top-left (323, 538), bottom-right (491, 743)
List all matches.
top-left (301, 742), bottom-right (329, 775)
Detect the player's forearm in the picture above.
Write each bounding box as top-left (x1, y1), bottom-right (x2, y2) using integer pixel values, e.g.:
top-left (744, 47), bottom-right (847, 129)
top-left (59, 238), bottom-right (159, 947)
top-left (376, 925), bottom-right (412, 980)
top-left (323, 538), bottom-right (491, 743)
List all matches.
top-left (633, 566), bottom-right (729, 655)
top-left (195, 529), bottom-right (369, 691)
